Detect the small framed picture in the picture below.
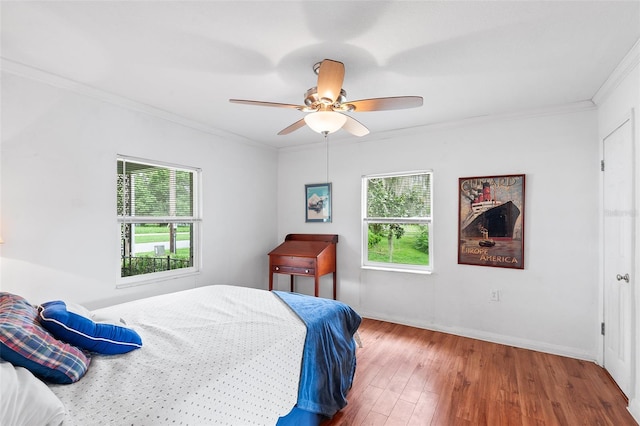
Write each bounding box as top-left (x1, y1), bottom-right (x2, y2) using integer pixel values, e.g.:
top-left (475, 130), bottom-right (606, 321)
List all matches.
top-left (305, 183), bottom-right (332, 223)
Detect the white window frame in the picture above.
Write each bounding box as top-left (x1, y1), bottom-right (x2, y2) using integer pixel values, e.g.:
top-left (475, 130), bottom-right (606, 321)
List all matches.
top-left (117, 155), bottom-right (202, 288)
top-left (361, 170), bottom-right (433, 274)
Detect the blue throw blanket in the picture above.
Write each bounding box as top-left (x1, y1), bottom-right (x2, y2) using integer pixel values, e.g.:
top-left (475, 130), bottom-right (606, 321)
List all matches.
top-left (273, 291), bottom-right (362, 418)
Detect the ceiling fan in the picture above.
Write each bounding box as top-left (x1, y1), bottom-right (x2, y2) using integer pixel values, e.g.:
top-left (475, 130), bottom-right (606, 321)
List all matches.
top-left (229, 59), bottom-right (423, 137)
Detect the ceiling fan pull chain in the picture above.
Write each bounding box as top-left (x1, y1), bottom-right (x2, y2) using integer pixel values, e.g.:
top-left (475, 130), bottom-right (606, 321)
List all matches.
top-left (325, 132), bottom-right (330, 183)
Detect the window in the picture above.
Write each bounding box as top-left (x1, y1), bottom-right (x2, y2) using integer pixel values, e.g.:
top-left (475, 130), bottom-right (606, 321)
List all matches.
top-left (117, 156), bottom-right (200, 284)
top-left (362, 171), bottom-right (432, 273)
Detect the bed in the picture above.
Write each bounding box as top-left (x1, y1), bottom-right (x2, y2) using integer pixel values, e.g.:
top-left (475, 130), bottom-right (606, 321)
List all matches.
top-left (0, 285), bottom-right (361, 426)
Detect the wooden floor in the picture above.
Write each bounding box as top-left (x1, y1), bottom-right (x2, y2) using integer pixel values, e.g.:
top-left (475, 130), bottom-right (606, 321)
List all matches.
top-left (324, 318), bottom-right (637, 426)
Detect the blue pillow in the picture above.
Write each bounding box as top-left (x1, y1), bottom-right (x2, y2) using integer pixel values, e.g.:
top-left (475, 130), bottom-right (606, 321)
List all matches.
top-left (0, 293), bottom-right (91, 384)
top-left (39, 301), bottom-right (142, 355)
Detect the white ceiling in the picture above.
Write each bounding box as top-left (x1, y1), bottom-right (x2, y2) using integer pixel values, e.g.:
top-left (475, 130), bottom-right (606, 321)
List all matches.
top-left (1, 1), bottom-right (639, 148)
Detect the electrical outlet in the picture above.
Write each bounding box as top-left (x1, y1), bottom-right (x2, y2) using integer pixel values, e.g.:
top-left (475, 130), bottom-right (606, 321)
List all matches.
top-left (490, 289), bottom-right (500, 301)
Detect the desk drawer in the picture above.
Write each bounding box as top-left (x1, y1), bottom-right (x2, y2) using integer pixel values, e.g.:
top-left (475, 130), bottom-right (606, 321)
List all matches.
top-left (271, 256), bottom-right (314, 268)
top-left (273, 265), bottom-right (315, 275)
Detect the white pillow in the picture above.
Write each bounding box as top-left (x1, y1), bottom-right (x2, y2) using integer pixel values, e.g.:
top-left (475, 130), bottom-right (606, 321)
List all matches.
top-left (62, 301), bottom-right (126, 325)
top-left (64, 301), bottom-right (94, 319)
top-left (0, 360), bottom-right (66, 426)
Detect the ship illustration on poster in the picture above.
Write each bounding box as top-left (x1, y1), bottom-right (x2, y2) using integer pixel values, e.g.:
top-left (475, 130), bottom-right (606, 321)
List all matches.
top-left (460, 181), bottom-right (521, 241)
top-left (458, 175), bottom-right (525, 269)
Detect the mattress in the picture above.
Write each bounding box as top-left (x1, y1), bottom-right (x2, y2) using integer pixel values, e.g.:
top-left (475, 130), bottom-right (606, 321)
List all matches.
top-left (49, 285), bottom-right (307, 426)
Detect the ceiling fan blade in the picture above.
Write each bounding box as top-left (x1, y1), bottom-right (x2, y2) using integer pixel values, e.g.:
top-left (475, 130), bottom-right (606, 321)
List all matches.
top-left (342, 115), bottom-right (370, 137)
top-left (277, 119), bottom-right (307, 135)
top-left (229, 99), bottom-right (306, 110)
top-left (344, 96), bottom-right (423, 112)
top-left (317, 59), bottom-right (345, 104)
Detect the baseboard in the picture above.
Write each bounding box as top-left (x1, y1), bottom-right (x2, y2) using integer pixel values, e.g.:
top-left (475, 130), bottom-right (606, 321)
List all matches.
top-left (629, 397), bottom-right (640, 425)
top-left (357, 310), bottom-right (596, 362)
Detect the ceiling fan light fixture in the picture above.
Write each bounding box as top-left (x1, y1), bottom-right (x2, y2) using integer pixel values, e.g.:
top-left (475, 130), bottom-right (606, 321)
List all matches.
top-left (304, 111), bottom-right (347, 134)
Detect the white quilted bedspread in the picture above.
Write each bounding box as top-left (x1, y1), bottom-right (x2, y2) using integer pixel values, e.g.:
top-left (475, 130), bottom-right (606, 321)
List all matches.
top-left (49, 285), bottom-right (306, 426)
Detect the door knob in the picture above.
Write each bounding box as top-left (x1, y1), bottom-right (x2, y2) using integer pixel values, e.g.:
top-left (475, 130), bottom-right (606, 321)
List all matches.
top-left (616, 273), bottom-right (630, 283)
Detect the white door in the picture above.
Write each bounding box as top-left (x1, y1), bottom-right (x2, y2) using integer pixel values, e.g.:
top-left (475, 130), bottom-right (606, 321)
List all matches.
top-left (603, 117), bottom-right (634, 397)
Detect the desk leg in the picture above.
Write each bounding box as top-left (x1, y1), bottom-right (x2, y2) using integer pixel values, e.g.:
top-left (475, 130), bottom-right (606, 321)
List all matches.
top-left (332, 272), bottom-right (337, 300)
top-left (290, 275), bottom-right (294, 293)
top-left (269, 271), bottom-right (273, 291)
top-left (314, 274), bottom-right (319, 298)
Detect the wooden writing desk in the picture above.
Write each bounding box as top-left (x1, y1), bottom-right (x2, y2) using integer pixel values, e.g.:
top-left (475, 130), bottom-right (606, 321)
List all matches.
top-left (268, 234), bottom-right (338, 299)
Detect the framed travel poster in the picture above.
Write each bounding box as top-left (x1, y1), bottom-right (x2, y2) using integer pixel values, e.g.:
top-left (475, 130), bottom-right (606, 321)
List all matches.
top-left (305, 183), bottom-right (332, 223)
top-left (458, 174), bottom-right (525, 269)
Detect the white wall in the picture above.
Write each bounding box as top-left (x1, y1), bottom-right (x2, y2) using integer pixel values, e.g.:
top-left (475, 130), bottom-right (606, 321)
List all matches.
top-left (277, 106), bottom-right (601, 360)
top-left (594, 40), bottom-right (640, 422)
top-left (0, 72), bottom-right (278, 308)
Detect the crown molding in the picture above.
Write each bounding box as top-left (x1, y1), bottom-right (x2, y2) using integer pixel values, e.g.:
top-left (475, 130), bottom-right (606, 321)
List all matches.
top-left (2, 56), bottom-right (600, 154)
top-left (279, 100), bottom-right (597, 153)
top-left (592, 37), bottom-right (640, 106)
top-left (0, 58), bottom-right (274, 151)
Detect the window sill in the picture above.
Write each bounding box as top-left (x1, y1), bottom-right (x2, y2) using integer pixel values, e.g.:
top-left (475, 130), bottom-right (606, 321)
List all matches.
top-left (361, 265), bottom-right (433, 275)
top-left (116, 270), bottom-right (200, 289)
